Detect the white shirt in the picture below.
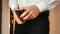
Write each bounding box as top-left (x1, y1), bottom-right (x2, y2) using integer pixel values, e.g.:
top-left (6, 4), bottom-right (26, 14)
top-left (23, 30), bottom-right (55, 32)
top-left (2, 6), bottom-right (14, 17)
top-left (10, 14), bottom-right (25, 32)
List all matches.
top-left (9, 0), bottom-right (60, 12)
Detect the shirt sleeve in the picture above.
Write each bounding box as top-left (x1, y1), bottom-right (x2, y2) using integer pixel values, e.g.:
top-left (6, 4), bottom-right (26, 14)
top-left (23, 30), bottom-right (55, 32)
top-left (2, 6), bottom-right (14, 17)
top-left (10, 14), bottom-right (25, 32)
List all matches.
top-left (9, 0), bottom-right (18, 10)
top-left (36, 0), bottom-right (60, 12)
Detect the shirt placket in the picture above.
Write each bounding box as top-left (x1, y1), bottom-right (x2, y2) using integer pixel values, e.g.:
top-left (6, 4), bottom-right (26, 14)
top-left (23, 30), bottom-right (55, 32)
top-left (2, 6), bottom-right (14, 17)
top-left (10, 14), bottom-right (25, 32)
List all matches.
top-left (23, 0), bottom-right (26, 7)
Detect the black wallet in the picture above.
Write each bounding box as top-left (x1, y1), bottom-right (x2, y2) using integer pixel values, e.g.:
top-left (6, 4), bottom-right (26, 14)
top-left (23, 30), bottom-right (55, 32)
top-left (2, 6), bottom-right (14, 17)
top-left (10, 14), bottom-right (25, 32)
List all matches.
top-left (15, 9), bottom-right (25, 21)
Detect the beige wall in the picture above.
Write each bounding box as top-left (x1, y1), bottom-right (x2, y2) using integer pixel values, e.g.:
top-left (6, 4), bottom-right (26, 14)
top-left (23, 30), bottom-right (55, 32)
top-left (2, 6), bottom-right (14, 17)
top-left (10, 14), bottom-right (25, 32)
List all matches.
top-left (2, 0), bottom-right (10, 34)
top-left (50, 4), bottom-right (60, 34)
top-left (2, 0), bottom-right (60, 34)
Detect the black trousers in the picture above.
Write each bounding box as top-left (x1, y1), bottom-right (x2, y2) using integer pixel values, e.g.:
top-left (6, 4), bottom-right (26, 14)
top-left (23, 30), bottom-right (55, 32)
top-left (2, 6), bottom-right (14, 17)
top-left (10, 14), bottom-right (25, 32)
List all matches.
top-left (14, 10), bottom-right (49, 34)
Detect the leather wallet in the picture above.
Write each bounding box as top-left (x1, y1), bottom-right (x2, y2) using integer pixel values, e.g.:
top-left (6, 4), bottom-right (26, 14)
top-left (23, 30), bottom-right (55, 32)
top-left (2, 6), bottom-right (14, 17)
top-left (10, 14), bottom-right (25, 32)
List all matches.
top-left (15, 9), bottom-right (25, 21)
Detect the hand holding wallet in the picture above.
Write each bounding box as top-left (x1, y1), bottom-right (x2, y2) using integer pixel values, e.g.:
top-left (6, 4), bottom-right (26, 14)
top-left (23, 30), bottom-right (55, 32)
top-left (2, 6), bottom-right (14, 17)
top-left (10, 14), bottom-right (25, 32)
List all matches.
top-left (15, 9), bottom-right (25, 22)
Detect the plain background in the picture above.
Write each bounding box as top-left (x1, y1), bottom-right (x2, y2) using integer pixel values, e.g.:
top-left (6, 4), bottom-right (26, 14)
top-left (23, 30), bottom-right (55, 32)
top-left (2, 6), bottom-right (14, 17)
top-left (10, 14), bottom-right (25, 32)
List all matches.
top-left (1, 0), bottom-right (60, 34)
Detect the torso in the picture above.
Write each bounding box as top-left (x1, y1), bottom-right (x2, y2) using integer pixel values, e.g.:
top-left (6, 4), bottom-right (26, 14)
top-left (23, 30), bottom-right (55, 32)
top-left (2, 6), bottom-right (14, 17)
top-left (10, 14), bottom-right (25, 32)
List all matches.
top-left (17, 0), bottom-right (41, 8)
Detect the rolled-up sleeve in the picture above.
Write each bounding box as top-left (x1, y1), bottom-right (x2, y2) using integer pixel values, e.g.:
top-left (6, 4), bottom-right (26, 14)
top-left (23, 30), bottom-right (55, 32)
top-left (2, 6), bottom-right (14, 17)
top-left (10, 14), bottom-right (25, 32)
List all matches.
top-left (9, 0), bottom-right (18, 10)
top-left (36, 0), bottom-right (60, 12)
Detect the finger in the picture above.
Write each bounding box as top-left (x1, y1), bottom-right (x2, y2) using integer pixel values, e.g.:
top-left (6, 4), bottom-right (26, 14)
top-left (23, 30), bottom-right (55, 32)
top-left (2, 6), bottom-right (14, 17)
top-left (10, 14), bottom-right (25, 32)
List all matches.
top-left (15, 17), bottom-right (22, 23)
top-left (16, 18), bottom-right (23, 24)
top-left (20, 10), bottom-right (30, 18)
top-left (28, 13), bottom-right (35, 20)
top-left (14, 15), bottom-right (23, 24)
top-left (28, 13), bottom-right (39, 20)
top-left (23, 11), bottom-right (33, 20)
top-left (32, 14), bottom-right (39, 19)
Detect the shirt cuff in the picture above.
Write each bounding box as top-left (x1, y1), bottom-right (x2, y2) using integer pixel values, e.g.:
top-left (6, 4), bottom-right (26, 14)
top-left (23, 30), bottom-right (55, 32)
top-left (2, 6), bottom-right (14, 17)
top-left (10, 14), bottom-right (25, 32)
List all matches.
top-left (36, 1), bottom-right (48, 12)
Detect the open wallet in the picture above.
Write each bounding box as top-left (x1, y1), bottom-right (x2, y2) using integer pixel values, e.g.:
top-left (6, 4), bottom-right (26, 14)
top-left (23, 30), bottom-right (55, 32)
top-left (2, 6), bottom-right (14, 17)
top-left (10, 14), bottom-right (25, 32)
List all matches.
top-left (15, 9), bottom-right (25, 21)
top-left (12, 9), bottom-right (25, 34)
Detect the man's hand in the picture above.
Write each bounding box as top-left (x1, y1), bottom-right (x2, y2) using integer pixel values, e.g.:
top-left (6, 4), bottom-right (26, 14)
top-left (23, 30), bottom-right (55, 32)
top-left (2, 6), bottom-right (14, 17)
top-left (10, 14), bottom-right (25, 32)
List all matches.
top-left (20, 5), bottom-right (40, 21)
